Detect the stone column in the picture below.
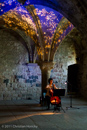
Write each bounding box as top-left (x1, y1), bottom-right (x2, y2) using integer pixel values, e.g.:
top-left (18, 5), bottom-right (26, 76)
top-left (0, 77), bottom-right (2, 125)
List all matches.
top-left (39, 62), bottom-right (55, 96)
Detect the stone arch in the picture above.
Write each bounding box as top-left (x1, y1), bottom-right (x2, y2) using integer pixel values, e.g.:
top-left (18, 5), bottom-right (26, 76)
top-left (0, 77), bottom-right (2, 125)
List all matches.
top-left (0, 8), bottom-right (38, 45)
top-left (0, 28), bottom-right (41, 100)
top-left (0, 26), bottom-right (33, 62)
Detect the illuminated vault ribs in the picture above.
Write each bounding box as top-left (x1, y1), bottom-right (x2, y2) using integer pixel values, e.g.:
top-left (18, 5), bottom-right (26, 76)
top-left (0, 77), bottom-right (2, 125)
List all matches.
top-left (52, 17), bottom-right (71, 47)
top-left (0, 2), bottom-right (74, 63)
top-left (35, 7), bottom-right (61, 45)
top-left (50, 17), bottom-right (74, 61)
top-left (0, 7), bottom-right (38, 44)
top-left (0, 6), bottom-right (40, 63)
top-left (26, 5), bottom-right (45, 61)
top-left (0, 6), bottom-right (44, 62)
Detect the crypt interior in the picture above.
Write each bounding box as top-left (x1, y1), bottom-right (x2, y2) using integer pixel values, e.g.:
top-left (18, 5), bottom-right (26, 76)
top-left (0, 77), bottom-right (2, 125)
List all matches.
top-left (0, 0), bottom-right (87, 130)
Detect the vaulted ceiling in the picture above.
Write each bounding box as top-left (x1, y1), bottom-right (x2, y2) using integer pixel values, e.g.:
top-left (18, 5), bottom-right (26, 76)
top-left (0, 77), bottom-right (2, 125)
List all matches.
top-left (0, 0), bottom-right (87, 63)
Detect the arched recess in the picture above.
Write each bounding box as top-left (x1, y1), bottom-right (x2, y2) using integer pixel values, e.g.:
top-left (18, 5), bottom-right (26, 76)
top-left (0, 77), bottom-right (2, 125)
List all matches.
top-left (51, 28), bottom-right (83, 91)
top-left (0, 28), bottom-right (41, 100)
top-left (0, 7), bottom-right (40, 49)
top-left (0, 6), bottom-right (44, 61)
top-left (0, 26), bottom-right (33, 63)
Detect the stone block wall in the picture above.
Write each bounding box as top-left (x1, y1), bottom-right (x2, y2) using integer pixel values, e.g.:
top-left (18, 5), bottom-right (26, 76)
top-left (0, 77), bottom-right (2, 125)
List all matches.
top-left (0, 30), bottom-right (41, 100)
top-left (0, 63), bottom-right (41, 100)
top-left (50, 36), bottom-right (76, 94)
top-left (0, 30), bottom-right (87, 100)
top-left (0, 29), bottom-right (78, 100)
top-left (77, 52), bottom-right (87, 99)
top-left (64, 28), bottom-right (87, 99)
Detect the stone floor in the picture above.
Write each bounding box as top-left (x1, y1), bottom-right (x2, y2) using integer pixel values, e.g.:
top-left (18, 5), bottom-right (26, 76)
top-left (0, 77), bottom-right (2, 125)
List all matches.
top-left (0, 97), bottom-right (87, 130)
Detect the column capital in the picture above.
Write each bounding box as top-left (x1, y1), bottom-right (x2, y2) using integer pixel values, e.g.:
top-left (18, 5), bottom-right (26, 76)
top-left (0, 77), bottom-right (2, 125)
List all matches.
top-left (38, 61), bottom-right (55, 71)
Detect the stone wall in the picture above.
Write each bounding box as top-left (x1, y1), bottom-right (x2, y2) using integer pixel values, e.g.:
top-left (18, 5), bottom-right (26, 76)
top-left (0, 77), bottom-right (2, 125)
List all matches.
top-left (1, 28), bottom-right (87, 100)
top-left (63, 28), bottom-right (87, 99)
top-left (78, 54), bottom-right (87, 98)
top-left (51, 30), bottom-right (77, 94)
top-left (0, 29), bottom-right (77, 100)
top-left (52, 28), bottom-right (87, 99)
top-left (76, 37), bottom-right (87, 99)
top-left (0, 30), bottom-right (41, 100)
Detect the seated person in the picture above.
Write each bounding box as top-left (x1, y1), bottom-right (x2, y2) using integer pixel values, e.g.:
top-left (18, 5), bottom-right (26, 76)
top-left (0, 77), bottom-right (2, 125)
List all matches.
top-left (45, 78), bottom-right (58, 110)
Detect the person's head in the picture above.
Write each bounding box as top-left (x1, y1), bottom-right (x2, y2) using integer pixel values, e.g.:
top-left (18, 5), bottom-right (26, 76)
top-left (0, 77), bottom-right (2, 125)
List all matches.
top-left (48, 78), bottom-right (53, 84)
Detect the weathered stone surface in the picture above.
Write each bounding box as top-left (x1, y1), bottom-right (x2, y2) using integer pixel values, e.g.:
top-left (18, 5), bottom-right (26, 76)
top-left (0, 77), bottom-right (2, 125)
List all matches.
top-left (0, 30), bottom-right (41, 100)
top-left (0, 20), bottom-right (87, 100)
top-left (51, 30), bottom-right (76, 89)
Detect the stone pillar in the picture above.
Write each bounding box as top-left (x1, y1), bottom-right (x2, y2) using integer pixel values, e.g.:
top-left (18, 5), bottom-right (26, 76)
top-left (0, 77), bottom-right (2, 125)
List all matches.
top-left (39, 62), bottom-right (55, 96)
